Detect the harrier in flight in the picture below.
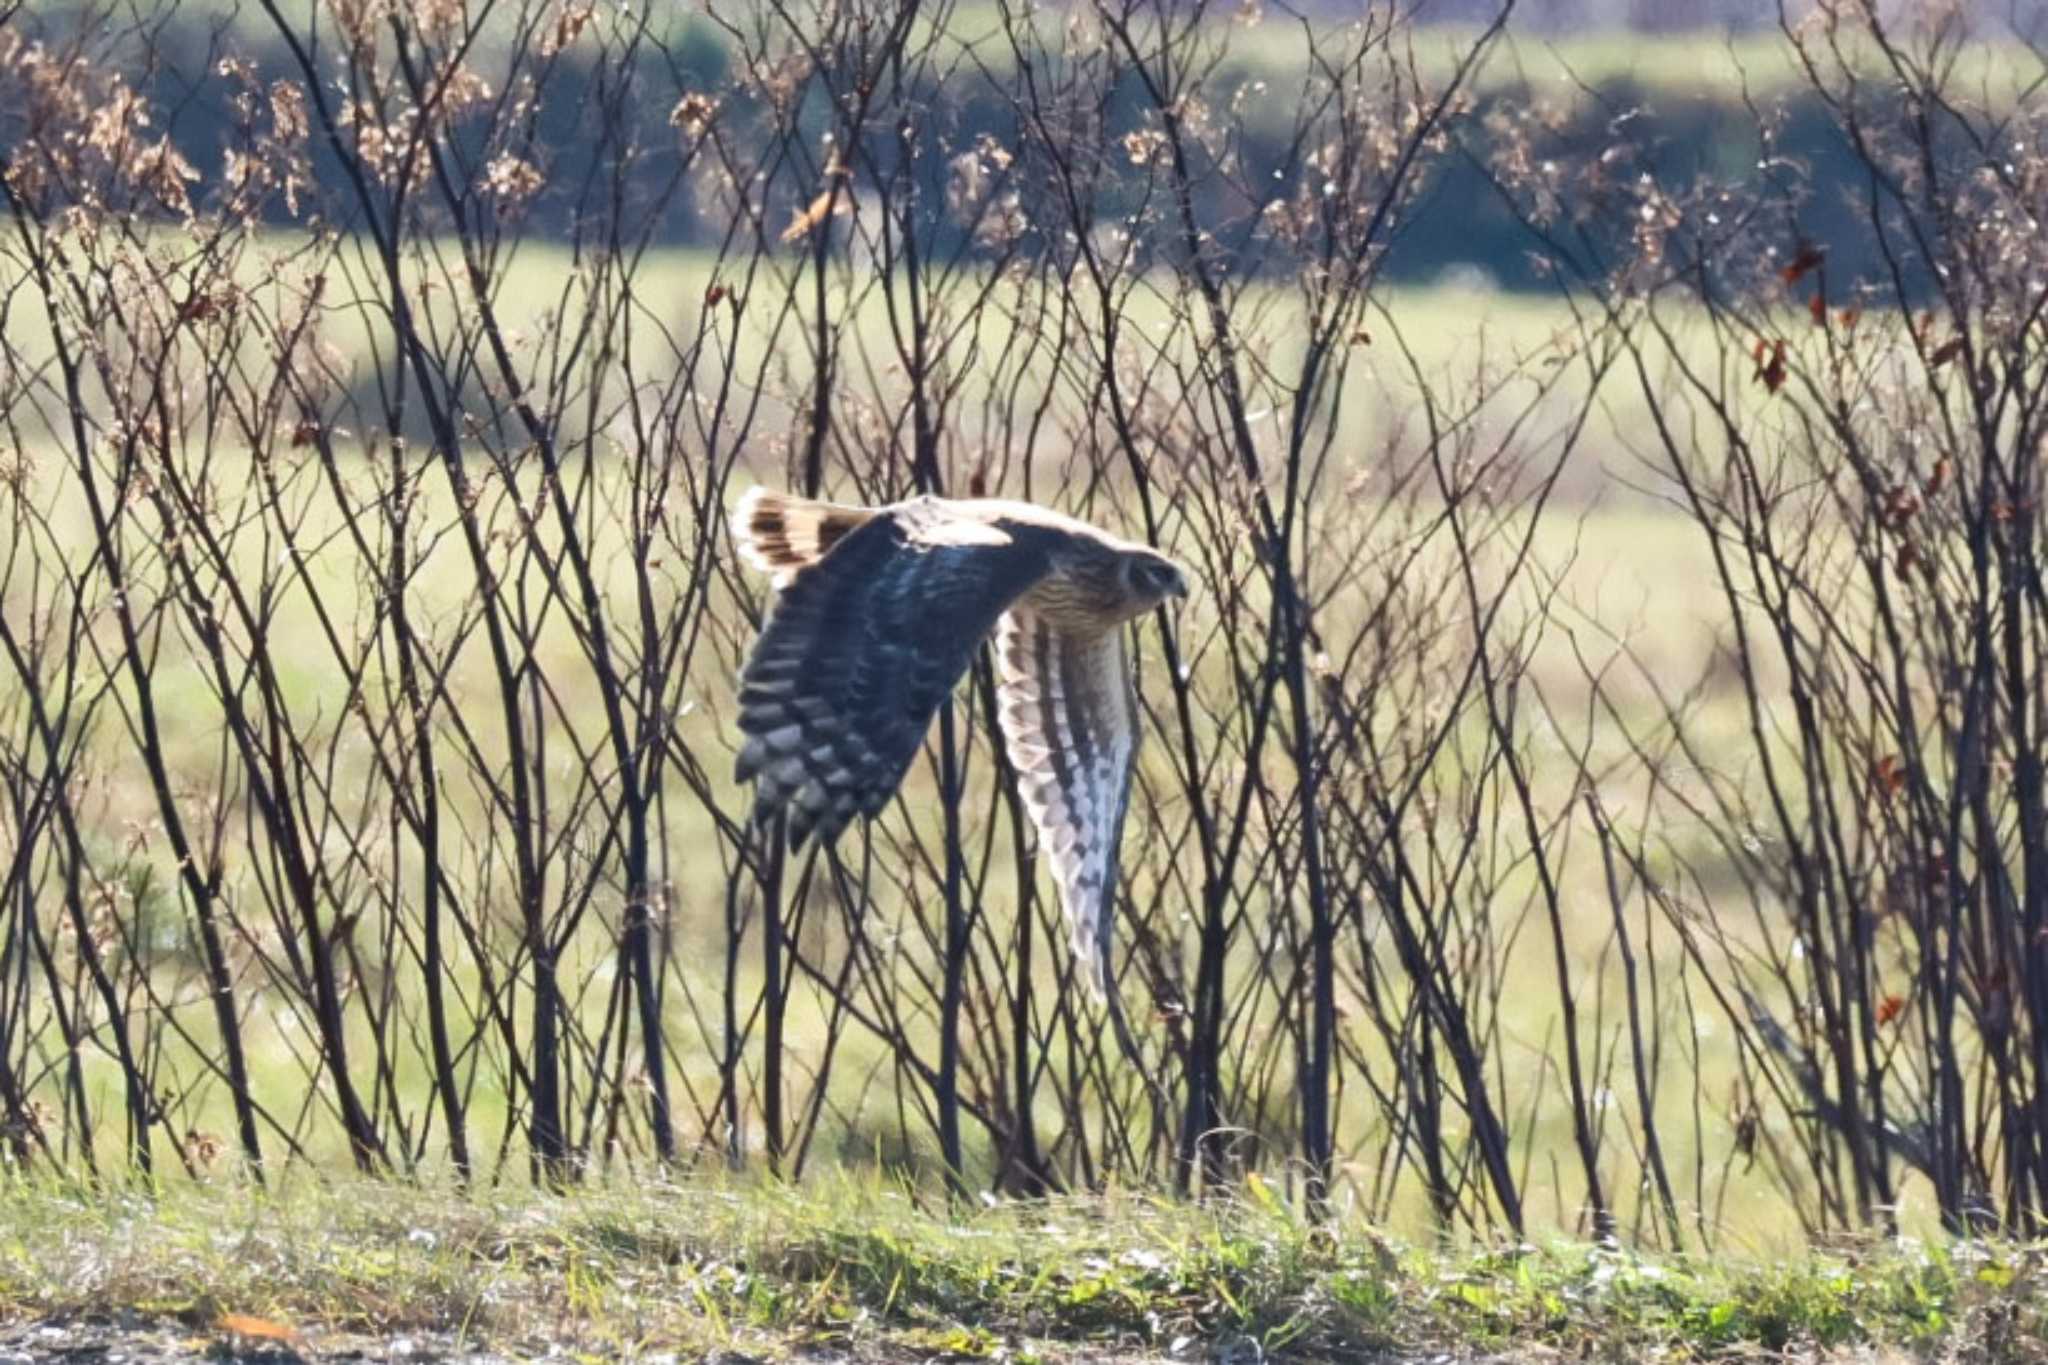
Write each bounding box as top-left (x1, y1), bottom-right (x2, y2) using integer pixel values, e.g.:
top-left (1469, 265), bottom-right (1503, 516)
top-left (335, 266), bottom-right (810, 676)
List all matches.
top-left (731, 487), bottom-right (1189, 994)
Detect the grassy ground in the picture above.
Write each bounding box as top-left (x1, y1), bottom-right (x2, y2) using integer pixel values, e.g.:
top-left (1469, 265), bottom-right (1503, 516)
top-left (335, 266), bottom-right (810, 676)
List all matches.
top-left (0, 1172), bottom-right (2036, 1361)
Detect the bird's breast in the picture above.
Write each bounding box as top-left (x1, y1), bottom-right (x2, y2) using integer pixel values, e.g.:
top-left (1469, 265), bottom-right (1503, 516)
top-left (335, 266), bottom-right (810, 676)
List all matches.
top-left (1021, 579), bottom-right (1122, 632)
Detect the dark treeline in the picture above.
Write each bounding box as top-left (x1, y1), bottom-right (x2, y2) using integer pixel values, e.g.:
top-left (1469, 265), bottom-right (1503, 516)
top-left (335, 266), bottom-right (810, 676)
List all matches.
top-left (14, 2), bottom-right (1947, 294)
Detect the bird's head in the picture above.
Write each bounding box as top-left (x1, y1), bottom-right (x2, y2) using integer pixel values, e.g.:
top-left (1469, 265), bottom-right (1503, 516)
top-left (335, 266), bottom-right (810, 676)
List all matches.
top-left (1119, 546), bottom-right (1191, 612)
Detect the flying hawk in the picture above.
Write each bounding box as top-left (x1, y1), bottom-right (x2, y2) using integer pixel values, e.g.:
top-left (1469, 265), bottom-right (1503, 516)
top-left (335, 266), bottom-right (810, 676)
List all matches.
top-left (730, 487), bottom-right (1189, 993)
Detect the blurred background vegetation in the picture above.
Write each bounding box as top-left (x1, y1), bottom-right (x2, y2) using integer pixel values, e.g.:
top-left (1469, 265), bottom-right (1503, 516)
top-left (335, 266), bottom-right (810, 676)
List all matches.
top-left (21, 0), bottom-right (2042, 293)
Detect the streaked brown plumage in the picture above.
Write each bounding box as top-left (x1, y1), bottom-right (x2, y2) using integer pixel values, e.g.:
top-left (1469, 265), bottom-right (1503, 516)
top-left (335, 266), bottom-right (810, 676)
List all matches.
top-left (730, 486), bottom-right (1188, 993)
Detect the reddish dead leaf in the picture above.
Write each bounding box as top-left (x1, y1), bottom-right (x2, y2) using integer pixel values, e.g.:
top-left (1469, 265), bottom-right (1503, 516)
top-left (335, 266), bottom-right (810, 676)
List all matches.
top-left (1753, 338), bottom-right (1788, 394)
top-left (1349, 329), bottom-right (1371, 346)
top-left (1880, 485), bottom-right (1920, 527)
top-left (1874, 752), bottom-right (1906, 798)
top-left (183, 1128), bottom-right (223, 1168)
top-left (289, 420), bottom-right (319, 448)
top-left (704, 283), bottom-right (727, 307)
top-left (215, 1314), bottom-right (299, 1344)
top-left (1876, 994), bottom-right (1906, 1027)
top-left (1894, 540), bottom-right (1920, 580)
top-left (1928, 336), bottom-right (1965, 369)
top-left (1809, 291), bottom-right (1827, 326)
top-left (1836, 306), bottom-right (1862, 331)
top-left (1926, 457), bottom-right (1950, 497)
top-left (1780, 241), bottom-right (1826, 286)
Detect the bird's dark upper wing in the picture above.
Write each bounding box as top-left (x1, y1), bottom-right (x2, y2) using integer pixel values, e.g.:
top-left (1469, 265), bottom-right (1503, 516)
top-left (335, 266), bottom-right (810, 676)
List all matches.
top-left (735, 504), bottom-right (1054, 846)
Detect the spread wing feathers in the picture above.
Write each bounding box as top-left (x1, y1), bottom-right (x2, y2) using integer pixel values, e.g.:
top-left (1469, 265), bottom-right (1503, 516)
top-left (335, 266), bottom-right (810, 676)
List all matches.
top-left (731, 487), bottom-right (878, 587)
top-left (736, 501), bottom-right (1054, 848)
top-left (995, 607), bottom-right (1139, 997)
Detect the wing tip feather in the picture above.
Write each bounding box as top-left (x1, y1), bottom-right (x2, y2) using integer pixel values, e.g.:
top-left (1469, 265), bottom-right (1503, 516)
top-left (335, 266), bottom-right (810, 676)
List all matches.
top-left (731, 487), bottom-right (873, 585)
top-left (730, 486), bottom-right (788, 576)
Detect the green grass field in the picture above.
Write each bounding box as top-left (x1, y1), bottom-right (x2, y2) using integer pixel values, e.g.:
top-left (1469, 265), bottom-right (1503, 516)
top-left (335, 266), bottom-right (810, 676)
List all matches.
top-left (0, 1171), bottom-right (2032, 1360)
